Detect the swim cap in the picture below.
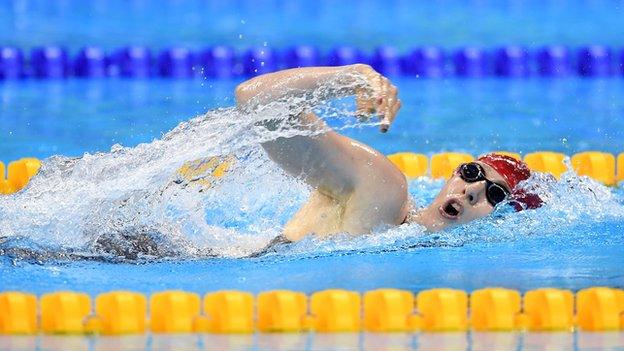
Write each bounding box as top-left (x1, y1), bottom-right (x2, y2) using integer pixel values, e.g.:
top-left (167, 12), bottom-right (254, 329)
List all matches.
top-left (477, 153), bottom-right (543, 211)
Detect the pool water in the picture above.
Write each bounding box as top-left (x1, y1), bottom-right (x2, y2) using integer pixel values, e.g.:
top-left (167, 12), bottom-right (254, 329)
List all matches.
top-left (2, 0), bottom-right (624, 49)
top-left (3, 77), bottom-right (624, 161)
top-left (2, 2), bottom-right (624, 349)
top-left (1, 76), bottom-right (623, 296)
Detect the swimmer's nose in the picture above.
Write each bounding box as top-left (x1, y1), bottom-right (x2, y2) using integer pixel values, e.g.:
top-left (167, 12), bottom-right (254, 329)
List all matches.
top-left (464, 181), bottom-right (486, 206)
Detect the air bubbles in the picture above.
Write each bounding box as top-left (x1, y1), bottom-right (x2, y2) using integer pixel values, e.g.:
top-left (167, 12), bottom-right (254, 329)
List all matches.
top-left (561, 137), bottom-right (568, 146)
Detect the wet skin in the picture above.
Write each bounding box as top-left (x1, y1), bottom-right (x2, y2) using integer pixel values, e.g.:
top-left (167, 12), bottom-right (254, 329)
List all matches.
top-left (235, 64), bottom-right (512, 240)
top-left (412, 162), bottom-right (511, 231)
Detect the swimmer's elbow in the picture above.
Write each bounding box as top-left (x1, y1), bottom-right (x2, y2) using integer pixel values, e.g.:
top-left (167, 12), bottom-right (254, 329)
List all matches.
top-left (235, 82), bottom-right (252, 106)
top-left (235, 74), bottom-right (273, 107)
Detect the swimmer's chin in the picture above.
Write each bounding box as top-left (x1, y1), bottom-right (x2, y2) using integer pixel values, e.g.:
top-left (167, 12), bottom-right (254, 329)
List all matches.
top-left (407, 205), bottom-right (457, 232)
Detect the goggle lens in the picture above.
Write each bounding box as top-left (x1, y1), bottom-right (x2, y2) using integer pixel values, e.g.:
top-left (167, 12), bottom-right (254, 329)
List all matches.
top-left (486, 183), bottom-right (508, 206)
top-left (458, 162), bottom-right (510, 207)
top-left (460, 163), bottom-right (481, 181)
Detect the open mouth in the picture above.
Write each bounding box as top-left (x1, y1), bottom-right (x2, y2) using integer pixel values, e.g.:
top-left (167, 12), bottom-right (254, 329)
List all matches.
top-left (439, 198), bottom-right (463, 220)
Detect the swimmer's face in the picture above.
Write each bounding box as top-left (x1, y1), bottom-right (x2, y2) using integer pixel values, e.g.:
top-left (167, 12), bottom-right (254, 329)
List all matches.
top-left (425, 162), bottom-right (511, 230)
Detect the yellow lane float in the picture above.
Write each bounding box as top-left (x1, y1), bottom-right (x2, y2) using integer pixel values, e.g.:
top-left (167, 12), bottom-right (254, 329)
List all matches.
top-left (203, 291), bottom-right (254, 333)
top-left (150, 290), bottom-right (201, 333)
top-left (41, 291), bottom-right (91, 334)
top-left (363, 288), bottom-right (418, 332)
top-left (416, 288), bottom-right (468, 331)
top-left (3, 150), bottom-right (623, 196)
top-left (618, 153), bottom-right (624, 183)
top-left (470, 287), bottom-right (522, 331)
top-left (523, 288), bottom-right (574, 331)
top-left (2, 287), bottom-right (624, 334)
top-left (430, 153), bottom-right (474, 179)
top-left (1, 158), bottom-right (41, 194)
top-left (0, 292), bottom-right (37, 334)
top-left (309, 289), bottom-right (361, 332)
top-left (523, 152), bottom-right (567, 179)
top-left (93, 291), bottom-right (147, 335)
top-left (571, 152), bottom-right (616, 185)
top-left (387, 152), bottom-right (428, 178)
top-left (257, 290), bottom-right (307, 332)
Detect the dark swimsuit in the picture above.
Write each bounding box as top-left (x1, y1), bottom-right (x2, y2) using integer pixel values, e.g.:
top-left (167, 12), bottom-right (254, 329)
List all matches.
top-left (402, 198), bottom-right (418, 224)
top-left (248, 234), bottom-right (292, 258)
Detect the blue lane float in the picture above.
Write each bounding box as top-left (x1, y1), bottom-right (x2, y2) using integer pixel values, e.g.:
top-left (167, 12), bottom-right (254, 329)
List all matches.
top-left (536, 46), bottom-right (571, 77)
top-left (453, 47), bottom-right (488, 77)
top-left (578, 45), bottom-right (612, 77)
top-left (0, 47), bottom-right (24, 79)
top-left (74, 47), bottom-right (107, 78)
top-left (158, 47), bottom-right (194, 78)
top-left (284, 45), bottom-right (321, 68)
top-left (494, 46), bottom-right (530, 77)
top-left (243, 47), bottom-right (277, 77)
top-left (31, 46), bottom-right (68, 79)
top-left (199, 46), bottom-right (238, 78)
top-left (2, 45), bottom-right (624, 80)
top-left (403, 47), bottom-right (445, 78)
top-left (371, 46), bottom-right (402, 76)
top-left (326, 46), bottom-right (368, 66)
top-left (110, 46), bottom-right (153, 78)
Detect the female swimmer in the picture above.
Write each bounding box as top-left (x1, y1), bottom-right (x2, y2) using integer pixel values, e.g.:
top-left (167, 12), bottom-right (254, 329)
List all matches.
top-left (235, 64), bottom-right (542, 242)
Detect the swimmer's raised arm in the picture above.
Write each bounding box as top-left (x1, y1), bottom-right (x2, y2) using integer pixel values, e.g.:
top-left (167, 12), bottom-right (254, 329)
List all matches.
top-left (235, 64), bottom-right (401, 132)
top-left (235, 65), bottom-right (408, 240)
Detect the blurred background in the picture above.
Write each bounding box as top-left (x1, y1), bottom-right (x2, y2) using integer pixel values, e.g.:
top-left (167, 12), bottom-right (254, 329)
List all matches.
top-left (2, 0), bottom-right (624, 49)
top-left (1, 0), bottom-right (624, 162)
top-left (1, 0), bottom-right (624, 301)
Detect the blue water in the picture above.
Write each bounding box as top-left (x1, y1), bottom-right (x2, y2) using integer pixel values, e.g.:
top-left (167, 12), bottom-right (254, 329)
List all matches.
top-left (2, 0), bottom-right (624, 50)
top-left (1, 75), bottom-right (624, 296)
top-left (3, 77), bottom-right (624, 163)
top-left (2, 3), bottom-right (624, 351)
top-left (1, 1), bottom-right (624, 334)
top-left (2, 218), bottom-right (623, 295)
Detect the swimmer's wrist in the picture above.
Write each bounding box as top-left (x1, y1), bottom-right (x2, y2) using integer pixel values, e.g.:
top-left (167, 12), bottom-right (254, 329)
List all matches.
top-left (349, 63), bottom-right (370, 74)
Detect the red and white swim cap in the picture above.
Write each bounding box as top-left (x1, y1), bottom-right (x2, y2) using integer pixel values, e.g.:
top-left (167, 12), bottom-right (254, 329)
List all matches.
top-left (478, 153), bottom-right (543, 211)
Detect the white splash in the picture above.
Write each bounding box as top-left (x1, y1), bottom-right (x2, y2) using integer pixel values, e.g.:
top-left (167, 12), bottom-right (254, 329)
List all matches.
top-left (1, 76), bottom-right (622, 262)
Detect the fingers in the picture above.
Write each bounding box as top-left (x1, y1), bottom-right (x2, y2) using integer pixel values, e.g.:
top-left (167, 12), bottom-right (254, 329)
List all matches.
top-left (375, 78), bottom-right (389, 120)
top-left (381, 101), bottom-right (401, 131)
top-left (355, 89), bottom-right (375, 121)
top-left (354, 70), bottom-right (401, 130)
top-left (379, 79), bottom-right (400, 132)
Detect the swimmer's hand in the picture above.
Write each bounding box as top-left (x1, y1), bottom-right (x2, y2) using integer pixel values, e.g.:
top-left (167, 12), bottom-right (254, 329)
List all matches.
top-left (353, 64), bottom-right (402, 133)
top-left (235, 64), bottom-right (401, 132)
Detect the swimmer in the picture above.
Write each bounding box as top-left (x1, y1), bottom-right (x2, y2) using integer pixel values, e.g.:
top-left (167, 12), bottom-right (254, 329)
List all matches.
top-left (236, 64), bottom-right (543, 244)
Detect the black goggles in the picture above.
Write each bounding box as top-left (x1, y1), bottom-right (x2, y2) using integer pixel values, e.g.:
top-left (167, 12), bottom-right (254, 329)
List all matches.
top-left (457, 162), bottom-right (510, 207)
